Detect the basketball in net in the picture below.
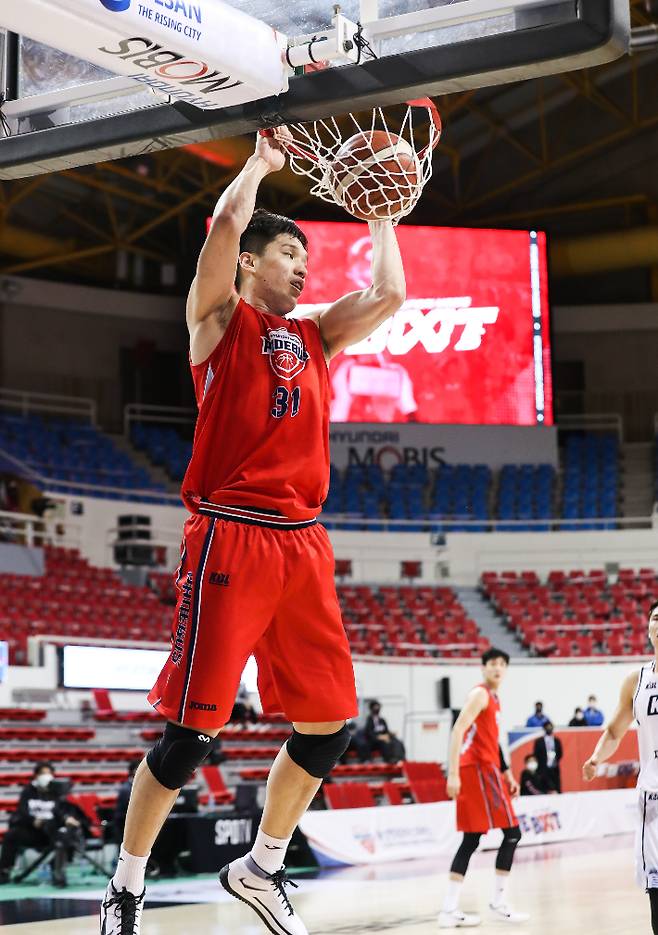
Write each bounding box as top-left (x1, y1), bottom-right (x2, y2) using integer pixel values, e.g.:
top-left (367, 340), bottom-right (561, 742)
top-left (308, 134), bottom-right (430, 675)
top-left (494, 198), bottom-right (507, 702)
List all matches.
top-left (325, 130), bottom-right (419, 221)
top-left (267, 99), bottom-right (441, 224)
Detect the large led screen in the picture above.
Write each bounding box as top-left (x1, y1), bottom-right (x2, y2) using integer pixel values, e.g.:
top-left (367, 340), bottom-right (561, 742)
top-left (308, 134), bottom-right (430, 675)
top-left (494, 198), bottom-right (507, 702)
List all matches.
top-left (61, 645), bottom-right (259, 692)
top-left (295, 222), bottom-right (552, 426)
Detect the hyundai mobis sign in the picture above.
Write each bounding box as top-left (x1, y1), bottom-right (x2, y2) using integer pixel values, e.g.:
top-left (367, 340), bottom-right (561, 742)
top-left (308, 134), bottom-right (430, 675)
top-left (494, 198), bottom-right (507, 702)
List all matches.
top-left (295, 222), bottom-right (552, 427)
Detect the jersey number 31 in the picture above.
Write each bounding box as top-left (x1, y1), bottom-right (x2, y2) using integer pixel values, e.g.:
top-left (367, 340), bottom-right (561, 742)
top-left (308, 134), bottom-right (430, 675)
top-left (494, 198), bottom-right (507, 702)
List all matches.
top-left (271, 386), bottom-right (301, 419)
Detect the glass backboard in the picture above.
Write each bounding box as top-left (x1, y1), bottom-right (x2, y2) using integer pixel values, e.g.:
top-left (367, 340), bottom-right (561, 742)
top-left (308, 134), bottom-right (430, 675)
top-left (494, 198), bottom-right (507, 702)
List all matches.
top-left (0, 0), bottom-right (630, 179)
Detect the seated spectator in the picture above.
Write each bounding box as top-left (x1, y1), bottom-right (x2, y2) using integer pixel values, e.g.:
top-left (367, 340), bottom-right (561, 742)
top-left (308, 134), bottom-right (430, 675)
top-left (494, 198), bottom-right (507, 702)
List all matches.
top-left (364, 700), bottom-right (406, 764)
top-left (520, 755), bottom-right (554, 795)
top-left (533, 722), bottom-right (563, 793)
top-left (568, 707), bottom-right (587, 727)
top-left (340, 720), bottom-right (370, 764)
top-left (230, 682), bottom-right (258, 726)
top-left (526, 701), bottom-right (550, 728)
top-left (583, 695), bottom-right (604, 726)
top-left (0, 762), bottom-right (86, 887)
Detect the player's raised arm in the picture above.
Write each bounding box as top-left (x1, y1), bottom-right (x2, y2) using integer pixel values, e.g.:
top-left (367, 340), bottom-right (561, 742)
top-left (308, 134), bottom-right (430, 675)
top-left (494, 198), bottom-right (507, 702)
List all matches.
top-left (446, 686), bottom-right (489, 799)
top-left (315, 220), bottom-right (406, 359)
top-left (582, 670), bottom-right (638, 781)
top-left (186, 132), bottom-right (286, 361)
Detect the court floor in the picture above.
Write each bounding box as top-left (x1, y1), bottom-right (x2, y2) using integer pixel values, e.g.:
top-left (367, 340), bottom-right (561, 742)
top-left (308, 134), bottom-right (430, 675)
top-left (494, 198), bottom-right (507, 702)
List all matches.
top-left (0, 833), bottom-right (647, 933)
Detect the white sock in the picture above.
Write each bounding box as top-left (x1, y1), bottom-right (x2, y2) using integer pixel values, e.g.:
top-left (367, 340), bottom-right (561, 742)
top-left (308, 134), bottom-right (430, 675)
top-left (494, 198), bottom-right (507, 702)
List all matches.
top-left (249, 828), bottom-right (291, 876)
top-left (112, 845), bottom-right (150, 896)
top-left (442, 878), bottom-right (463, 914)
top-left (492, 873), bottom-right (508, 907)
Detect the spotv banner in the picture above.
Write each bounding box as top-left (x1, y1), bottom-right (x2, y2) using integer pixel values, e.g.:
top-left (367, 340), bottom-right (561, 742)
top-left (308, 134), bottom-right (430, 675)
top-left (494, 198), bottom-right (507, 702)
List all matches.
top-left (299, 788), bottom-right (636, 866)
top-left (295, 223), bottom-right (552, 427)
top-left (329, 423), bottom-right (558, 470)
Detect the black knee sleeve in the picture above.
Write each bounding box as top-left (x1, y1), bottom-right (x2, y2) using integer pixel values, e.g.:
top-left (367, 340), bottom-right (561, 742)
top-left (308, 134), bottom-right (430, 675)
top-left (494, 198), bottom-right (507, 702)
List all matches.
top-left (495, 825), bottom-right (522, 872)
top-left (649, 887), bottom-right (658, 935)
top-left (146, 722), bottom-right (216, 790)
top-left (450, 832), bottom-right (482, 876)
top-left (286, 725), bottom-right (350, 779)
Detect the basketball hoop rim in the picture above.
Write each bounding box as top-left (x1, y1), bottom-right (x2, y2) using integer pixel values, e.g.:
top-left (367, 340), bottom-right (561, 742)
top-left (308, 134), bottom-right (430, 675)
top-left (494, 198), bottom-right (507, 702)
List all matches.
top-left (259, 97), bottom-right (441, 165)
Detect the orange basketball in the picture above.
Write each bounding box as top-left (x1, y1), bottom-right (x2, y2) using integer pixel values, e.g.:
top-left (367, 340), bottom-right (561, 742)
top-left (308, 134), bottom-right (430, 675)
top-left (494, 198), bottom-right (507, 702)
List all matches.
top-left (326, 129), bottom-right (419, 221)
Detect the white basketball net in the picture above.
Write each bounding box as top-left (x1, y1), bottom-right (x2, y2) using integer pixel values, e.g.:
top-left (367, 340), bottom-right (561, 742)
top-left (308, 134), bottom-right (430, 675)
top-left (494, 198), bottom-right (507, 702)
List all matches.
top-left (269, 98), bottom-right (441, 224)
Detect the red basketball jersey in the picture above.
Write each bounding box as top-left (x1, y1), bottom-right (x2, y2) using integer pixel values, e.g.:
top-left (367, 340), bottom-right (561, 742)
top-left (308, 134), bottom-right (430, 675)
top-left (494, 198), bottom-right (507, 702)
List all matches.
top-left (181, 299), bottom-right (330, 521)
top-left (460, 684), bottom-right (501, 768)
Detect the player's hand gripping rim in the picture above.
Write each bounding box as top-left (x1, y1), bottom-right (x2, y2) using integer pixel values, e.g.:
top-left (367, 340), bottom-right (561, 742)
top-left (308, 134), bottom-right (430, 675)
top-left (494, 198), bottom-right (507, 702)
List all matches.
top-left (255, 126), bottom-right (292, 173)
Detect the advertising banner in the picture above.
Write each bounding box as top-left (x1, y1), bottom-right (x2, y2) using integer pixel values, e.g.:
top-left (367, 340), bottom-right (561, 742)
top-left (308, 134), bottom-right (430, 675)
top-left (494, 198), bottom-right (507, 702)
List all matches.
top-left (296, 222), bottom-right (552, 427)
top-left (328, 423), bottom-right (558, 470)
top-left (1, 0), bottom-right (287, 110)
top-left (299, 788), bottom-right (636, 866)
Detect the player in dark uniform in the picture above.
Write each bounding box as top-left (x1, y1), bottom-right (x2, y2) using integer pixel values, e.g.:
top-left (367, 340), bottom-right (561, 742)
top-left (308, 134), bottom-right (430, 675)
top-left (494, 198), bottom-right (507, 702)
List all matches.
top-left (100, 129), bottom-right (406, 935)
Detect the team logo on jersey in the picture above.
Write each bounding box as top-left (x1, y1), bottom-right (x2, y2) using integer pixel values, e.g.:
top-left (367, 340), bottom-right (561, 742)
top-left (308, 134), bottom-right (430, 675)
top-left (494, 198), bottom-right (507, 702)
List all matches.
top-left (261, 327), bottom-right (309, 381)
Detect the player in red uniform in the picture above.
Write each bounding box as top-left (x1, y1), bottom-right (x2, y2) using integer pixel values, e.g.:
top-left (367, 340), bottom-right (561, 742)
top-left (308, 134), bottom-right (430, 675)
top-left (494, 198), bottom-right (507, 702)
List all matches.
top-left (100, 129), bottom-right (405, 935)
top-left (439, 648), bottom-right (529, 928)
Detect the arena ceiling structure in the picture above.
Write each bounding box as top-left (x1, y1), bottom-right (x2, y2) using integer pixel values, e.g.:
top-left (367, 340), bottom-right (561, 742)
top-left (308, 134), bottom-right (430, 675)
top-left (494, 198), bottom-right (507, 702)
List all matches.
top-left (0, 0), bottom-right (657, 303)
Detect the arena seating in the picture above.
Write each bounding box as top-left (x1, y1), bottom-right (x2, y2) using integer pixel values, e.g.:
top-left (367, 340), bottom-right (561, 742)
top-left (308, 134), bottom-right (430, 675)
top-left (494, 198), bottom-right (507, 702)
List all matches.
top-left (92, 689), bottom-right (162, 723)
top-left (129, 423), bottom-right (623, 529)
top-left (0, 412), bottom-right (169, 500)
top-left (0, 703), bottom-right (445, 842)
top-left (337, 585), bottom-right (487, 658)
top-left (497, 464), bottom-right (554, 530)
top-left (130, 423), bottom-right (192, 484)
top-left (0, 545), bottom-right (170, 665)
top-left (3, 545), bottom-right (485, 663)
top-left (4, 556), bottom-right (488, 664)
top-left (324, 782), bottom-right (376, 808)
top-left (481, 568), bottom-right (654, 657)
top-left (148, 573), bottom-right (485, 659)
top-left (0, 708), bottom-right (47, 722)
top-left (560, 432), bottom-right (619, 529)
top-left (323, 762), bottom-right (449, 809)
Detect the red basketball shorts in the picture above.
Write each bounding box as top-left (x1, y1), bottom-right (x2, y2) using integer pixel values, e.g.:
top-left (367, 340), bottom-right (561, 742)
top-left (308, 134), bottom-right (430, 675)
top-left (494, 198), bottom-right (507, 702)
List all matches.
top-left (456, 763), bottom-right (517, 833)
top-left (148, 514), bottom-right (358, 730)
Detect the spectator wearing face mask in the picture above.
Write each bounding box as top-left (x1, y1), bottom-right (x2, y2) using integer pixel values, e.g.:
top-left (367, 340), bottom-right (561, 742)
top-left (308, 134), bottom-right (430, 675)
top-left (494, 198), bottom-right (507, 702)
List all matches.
top-left (569, 707), bottom-right (587, 727)
top-left (583, 695), bottom-right (604, 727)
top-left (520, 755), bottom-right (553, 795)
top-left (0, 762), bottom-right (84, 887)
top-left (533, 722), bottom-right (563, 793)
top-left (364, 700), bottom-right (406, 764)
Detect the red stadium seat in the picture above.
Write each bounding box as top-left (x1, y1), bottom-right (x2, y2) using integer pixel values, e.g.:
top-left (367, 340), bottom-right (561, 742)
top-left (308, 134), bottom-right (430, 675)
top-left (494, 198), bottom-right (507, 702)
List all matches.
top-left (575, 634), bottom-right (594, 656)
top-left (382, 782), bottom-right (405, 805)
top-left (201, 766), bottom-right (235, 805)
top-left (324, 782), bottom-right (376, 809)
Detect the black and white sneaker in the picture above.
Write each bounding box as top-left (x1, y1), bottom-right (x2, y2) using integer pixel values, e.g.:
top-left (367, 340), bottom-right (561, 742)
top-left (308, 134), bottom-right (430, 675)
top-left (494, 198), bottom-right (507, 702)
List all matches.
top-left (100, 881), bottom-right (145, 935)
top-left (489, 902), bottom-right (530, 923)
top-left (219, 855), bottom-right (309, 935)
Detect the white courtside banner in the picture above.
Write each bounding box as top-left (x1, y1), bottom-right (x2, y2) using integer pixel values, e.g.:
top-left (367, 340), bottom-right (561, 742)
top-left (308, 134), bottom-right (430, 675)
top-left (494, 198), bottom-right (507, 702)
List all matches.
top-left (299, 788), bottom-right (636, 866)
top-left (1, 0), bottom-right (288, 111)
top-left (328, 423), bottom-right (558, 471)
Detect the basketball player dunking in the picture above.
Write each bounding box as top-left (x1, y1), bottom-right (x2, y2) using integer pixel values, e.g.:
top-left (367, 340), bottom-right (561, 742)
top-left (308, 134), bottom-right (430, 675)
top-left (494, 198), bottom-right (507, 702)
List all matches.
top-left (440, 648), bottom-right (529, 928)
top-left (583, 599), bottom-right (658, 934)
top-left (100, 129), bottom-right (405, 935)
